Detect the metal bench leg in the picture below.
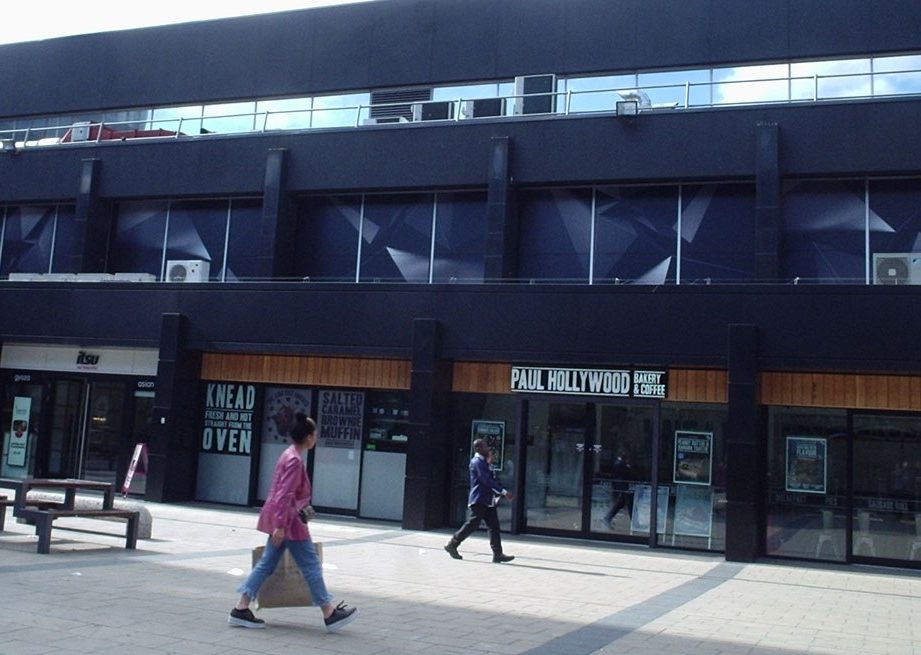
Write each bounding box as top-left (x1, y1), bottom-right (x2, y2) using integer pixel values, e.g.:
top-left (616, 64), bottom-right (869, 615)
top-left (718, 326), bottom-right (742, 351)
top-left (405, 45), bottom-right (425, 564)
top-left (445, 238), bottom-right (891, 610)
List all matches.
top-left (34, 513), bottom-right (53, 554)
top-left (125, 515), bottom-right (138, 550)
top-left (0, 504), bottom-right (6, 532)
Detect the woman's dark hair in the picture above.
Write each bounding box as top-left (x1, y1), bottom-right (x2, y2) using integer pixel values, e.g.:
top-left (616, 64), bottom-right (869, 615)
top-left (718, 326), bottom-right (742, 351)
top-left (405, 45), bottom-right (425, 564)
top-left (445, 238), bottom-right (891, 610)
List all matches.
top-left (290, 412), bottom-right (317, 444)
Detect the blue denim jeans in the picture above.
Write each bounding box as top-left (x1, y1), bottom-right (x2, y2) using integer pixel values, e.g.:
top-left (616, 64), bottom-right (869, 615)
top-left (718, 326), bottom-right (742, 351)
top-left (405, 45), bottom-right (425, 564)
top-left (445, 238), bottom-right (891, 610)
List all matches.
top-left (237, 536), bottom-right (332, 607)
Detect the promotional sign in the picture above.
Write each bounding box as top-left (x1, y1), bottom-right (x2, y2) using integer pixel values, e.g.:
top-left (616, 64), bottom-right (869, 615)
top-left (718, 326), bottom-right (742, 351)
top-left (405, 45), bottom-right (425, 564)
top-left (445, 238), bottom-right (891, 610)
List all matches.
top-left (673, 485), bottom-right (713, 537)
top-left (785, 436), bottom-right (827, 493)
top-left (7, 396), bottom-right (31, 467)
top-left (510, 366), bottom-right (667, 398)
top-left (470, 420), bottom-right (506, 472)
top-left (262, 387), bottom-right (312, 444)
top-left (201, 383), bottom-right (256, 455)
top-left (630, 484), bottom-right (669, 534)
top-left (673, 431), bottom-right (713, 486)
top-left (317, 390), bottom-right (364, 449)
top-left (121, 442), bottom-right (149, 496)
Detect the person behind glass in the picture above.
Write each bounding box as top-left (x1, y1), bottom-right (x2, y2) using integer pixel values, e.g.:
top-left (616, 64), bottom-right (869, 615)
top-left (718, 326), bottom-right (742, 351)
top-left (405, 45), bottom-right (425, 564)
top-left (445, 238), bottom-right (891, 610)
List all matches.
top-left (604, 448), bottom-right (634, 529)
top-left (229, 413), bottom-right (358, 632)
top-left (444, 438), bottom-right (515, 563)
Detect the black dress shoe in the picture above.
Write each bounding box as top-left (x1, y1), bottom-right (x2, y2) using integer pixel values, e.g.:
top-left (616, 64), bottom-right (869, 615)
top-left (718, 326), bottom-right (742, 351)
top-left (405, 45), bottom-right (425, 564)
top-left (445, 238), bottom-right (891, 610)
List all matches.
top-left (492, 553), bottom-right (514, 563)
top-left (444, 543), bottom-right (463, 560)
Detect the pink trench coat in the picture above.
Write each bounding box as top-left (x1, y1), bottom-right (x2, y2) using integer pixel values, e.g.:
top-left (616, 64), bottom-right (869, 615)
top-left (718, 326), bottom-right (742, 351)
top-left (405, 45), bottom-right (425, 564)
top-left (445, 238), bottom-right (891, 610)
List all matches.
top-left (256, 444), bottom-right (311, 541)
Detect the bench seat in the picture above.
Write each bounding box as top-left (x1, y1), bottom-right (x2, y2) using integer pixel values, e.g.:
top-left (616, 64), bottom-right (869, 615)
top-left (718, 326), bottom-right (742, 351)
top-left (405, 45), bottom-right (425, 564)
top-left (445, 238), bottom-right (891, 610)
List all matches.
top-left (14, 507), bottom-right (140, 554)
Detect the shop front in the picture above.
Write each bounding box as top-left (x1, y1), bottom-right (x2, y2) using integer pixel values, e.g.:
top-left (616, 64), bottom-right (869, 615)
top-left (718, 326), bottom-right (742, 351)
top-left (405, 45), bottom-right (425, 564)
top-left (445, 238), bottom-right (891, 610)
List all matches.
top-left (449, 363), bottom-right (729, 554)
top-left (197, 353), bottom-right (411, 520)
top-left (0, 343), bottom-right (157, 494)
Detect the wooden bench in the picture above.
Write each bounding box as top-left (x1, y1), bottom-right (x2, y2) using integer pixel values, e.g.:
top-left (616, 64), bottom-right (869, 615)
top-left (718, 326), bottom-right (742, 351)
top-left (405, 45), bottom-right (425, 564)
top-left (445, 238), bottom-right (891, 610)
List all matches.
top-left (14, 507), bottom-right (140, 554)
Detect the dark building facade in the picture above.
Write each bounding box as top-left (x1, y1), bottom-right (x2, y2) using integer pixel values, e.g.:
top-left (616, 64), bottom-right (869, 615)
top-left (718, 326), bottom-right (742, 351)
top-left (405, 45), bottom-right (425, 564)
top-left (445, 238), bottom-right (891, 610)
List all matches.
top-left (1, 0), bottom-right (920, 568)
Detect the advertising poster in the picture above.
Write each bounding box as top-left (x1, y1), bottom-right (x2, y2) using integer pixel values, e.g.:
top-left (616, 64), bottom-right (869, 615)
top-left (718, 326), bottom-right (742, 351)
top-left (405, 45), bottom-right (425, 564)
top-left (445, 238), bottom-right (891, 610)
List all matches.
top-left (471, 420), bottom-right (506, 471)
top-left (630, 484), bottom-right (669, 534)
top-left (201, 383), bottom-right (256, 455)
top-left (673, 485), bottom-right (713, 537)
top-left (7, 396), bottom-right (31, 467)
top-left (317, 390), bottom-right (364, 449)
top-left (673, 431), bottom-right (713, 486)
top-left (262, 387), bottom-right (312, 444)
top-left (785, 436), bottom-right (827, 493)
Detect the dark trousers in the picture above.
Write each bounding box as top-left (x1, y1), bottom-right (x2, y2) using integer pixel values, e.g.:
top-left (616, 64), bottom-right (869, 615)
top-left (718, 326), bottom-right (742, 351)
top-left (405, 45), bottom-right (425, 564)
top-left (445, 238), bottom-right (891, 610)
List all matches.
top-left (449, 503), bottom-right (503, 555)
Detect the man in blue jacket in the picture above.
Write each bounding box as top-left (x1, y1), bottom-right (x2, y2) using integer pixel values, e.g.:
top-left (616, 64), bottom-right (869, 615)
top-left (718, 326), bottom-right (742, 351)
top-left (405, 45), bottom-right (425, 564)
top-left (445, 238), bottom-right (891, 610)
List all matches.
top-left (444, 438), bottom-right (515, 563)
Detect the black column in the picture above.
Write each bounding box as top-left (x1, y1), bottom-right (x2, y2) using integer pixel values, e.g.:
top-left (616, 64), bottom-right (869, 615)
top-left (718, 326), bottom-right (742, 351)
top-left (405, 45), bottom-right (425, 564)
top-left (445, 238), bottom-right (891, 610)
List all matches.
top-left (483, 137), bottom-right (518, 281)
top-left (147, 313), bottom-right (201, 502)
top-left (755, 121), bottom-right (781, 282)
top-left (402, 318), bottom-right (452, 530)
top-left (254, 148), bottom-right (296, 280)
top-left (71, 158), bottom-right (111, 273)
top-left (725, 323), bottom-right (761, 562)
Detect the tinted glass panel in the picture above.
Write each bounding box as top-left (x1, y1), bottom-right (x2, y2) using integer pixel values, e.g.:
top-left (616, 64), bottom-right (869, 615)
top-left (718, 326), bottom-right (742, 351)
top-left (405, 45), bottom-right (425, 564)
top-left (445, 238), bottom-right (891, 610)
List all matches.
top-left (225, 199), bottom-right (263, 281)
top-left (594, 185), bottom-right (678, 284)
top-left (359, 193), bottom-right (433, 283)
top-left (297, 196), bottom-right (362, 282)
top-left (1, 205), bottom-right (57, 275)
top-left (432, 191), bottom-right (487, 283)
top-left (680, 184), bottom-right (756, 283)
top-left (50, 205), bottom-right (77, 273)
top-left (518, 188), bottom-right (592, 282)
top-left (164, 200), bottom-right (228, 280)
top-left (782, 180), bottom-right (866, 283)
top-left (109, 200), bottom-right (168, 277)
top-left (868, 178), bottom-right (921, 257)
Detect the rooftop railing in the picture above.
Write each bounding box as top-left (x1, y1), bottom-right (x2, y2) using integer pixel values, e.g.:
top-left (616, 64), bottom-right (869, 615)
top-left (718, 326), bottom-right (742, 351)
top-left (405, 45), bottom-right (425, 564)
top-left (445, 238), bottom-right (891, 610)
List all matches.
top-left (2, 68), bottom-right (920, 152)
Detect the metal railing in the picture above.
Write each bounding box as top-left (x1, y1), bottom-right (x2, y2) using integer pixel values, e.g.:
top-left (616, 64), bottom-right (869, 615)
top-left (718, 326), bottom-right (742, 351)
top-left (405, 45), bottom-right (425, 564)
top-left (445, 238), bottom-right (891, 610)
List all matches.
top-left (1, 68), bottom-right (920, 151)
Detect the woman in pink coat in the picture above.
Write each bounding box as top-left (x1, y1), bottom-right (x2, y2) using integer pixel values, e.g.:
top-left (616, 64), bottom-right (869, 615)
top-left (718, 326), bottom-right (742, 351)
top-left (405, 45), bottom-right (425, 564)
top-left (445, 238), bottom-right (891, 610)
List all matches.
top-left (229, 413), bottom-right (358, 632)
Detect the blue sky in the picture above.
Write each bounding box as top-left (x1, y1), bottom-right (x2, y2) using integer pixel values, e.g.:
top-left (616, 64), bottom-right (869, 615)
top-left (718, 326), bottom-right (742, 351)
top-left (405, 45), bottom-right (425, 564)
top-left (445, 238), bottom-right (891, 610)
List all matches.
top-left (0, 1), bottom-right (367, 45)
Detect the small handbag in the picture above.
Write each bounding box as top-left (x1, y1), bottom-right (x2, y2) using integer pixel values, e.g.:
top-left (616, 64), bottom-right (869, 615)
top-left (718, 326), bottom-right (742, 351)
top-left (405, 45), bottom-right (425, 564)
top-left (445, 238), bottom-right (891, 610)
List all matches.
top-left (298, 505), bottom-right (316, 523)
top-left (251, 542), bottom-right (323, 609)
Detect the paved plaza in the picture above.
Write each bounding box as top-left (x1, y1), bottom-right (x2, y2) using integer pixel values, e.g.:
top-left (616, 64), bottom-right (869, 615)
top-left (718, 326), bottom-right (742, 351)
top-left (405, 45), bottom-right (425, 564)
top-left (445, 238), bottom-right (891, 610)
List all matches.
top-left (2, 499), bottom-right (920, 655)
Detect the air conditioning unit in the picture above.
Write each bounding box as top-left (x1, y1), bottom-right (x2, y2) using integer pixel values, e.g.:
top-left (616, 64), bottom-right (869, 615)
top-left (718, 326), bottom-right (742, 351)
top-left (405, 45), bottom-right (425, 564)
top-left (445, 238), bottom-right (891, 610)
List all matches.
top-left (873, 253), bottom-right (921, 285)
top-left (361, 116), bottom-right (410, 126)
top-left (514, 74), bottom-right (557, 115)
top-left (113, 272), bottom-right (157, 282)
top-left (411, 101), bottom-right (454, 122)
top-left (71, 122), bottom-right (93, 142)
top-left (460, 98), bottom-right (506, 119)
top-left (165, 260), bottom-right (210, 282)
top-left (40, 273), bottom-right (78, 282)
top-left (7, 273), bottom-right (42, 281)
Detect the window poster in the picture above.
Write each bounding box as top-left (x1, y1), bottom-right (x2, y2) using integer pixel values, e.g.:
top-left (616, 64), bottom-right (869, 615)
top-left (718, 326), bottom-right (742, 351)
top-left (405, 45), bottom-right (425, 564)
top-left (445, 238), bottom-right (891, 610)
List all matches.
top-left (317, 390), bottom-right (364, 449)
top-left (7, 396), bottom-right (31, 467)
top-left (673, 485), bottom-right (713, 537)
top-left (785, 436), bottom-right (827, 494)
top-left (201, 383), bottom-right (256, 455)
top-left (262, 387), bottom-right (312, 444)
top-left (471, 420), bottom-right (506, 471)
top-left (673, 431), bottom-right (713, 486)
top-left (630, 484), bottom-right (669, 534)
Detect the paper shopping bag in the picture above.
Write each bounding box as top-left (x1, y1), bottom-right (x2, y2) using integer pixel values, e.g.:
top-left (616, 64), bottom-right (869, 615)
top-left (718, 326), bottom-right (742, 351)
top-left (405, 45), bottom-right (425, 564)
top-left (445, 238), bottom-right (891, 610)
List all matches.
top-left (251, 542), bottom-right (323, 609)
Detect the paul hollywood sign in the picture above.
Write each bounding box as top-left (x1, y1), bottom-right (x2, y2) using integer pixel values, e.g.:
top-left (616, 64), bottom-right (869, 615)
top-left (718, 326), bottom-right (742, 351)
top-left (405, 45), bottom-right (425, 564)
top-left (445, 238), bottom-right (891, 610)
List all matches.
top-left (510, 366), bottom-right (667, 399)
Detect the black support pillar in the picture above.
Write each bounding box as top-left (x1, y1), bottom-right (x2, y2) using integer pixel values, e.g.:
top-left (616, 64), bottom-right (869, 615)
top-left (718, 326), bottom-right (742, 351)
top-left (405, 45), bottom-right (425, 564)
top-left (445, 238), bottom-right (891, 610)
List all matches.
top-left (402, 318), bottom-right (452, 530)
top-left (255, 148), bottom-right (296, 280)
top-left (71, 158), bottom-right (111, 273)
top-left (483, 137), bottom-right (518, 281)
top-left (725, 323), bottom-right (762, 562)
top-left (755, 121), bottom-right (781, 282)
top-left (147, 313), bottom-right (202, 502)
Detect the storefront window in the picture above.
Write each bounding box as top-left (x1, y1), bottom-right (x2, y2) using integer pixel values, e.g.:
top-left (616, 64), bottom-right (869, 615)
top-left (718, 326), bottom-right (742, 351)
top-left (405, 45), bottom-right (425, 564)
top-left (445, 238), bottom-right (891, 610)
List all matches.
top-left (766, 407), bottom-right (847, 561)
top-left (449, 394), bottom-right (518, 525)
top-left (852, 413), bottom-right (921, 563)
top-left (1, 381), bottom-right (43, 478)
top-left (656, 403), bottom-right (727, 551)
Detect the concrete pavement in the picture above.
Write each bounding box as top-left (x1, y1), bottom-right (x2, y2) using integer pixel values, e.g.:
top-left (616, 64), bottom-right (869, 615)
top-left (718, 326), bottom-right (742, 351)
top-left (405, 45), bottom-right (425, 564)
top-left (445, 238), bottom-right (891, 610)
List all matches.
top-left (2, 499), bottom-right (920, 655)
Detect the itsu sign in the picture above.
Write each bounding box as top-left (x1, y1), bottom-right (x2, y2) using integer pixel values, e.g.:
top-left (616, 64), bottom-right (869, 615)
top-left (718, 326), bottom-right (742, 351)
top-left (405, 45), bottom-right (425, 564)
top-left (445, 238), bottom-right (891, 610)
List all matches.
top-left (511, 366), bottom-right (667, 398)
top-left (201, 383), bottom-right (256, 455)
